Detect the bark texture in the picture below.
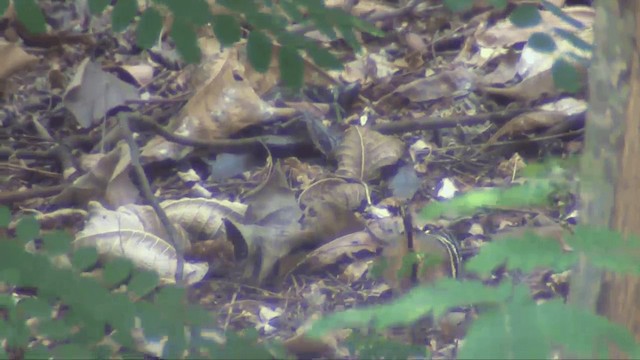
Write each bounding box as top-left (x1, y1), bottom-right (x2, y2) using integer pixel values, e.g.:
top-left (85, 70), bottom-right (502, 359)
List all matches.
top-left (572, 0), bottom-right (640, 356)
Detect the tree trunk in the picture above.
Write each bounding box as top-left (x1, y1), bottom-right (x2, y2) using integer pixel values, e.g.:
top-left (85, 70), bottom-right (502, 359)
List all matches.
top-left (571, 0), bottom-right (640, 357)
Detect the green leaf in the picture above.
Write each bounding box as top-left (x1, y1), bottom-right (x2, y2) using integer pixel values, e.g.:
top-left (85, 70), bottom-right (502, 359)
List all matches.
top-left (217, 0), bottom-right (259, 14)
top-left (509, 4), bottom-right (542, 28)
top-left (279, 45), bottom-right (304, 89)
top-left (420, 180), bottom-right (554, 220)
top-left (538, 300), bottom-right (639, 358)
top-left (137, 302), bottom-right (171, 338)
top-left (0, 206), bottom-right (9, 228)
top-left (552, 58), bottom-right (582, 93)
top-left (304, 43), bottom-right (343, 70)
top-left (279, 0), bottom-right (304, 22)
top-left (38, 318), bottom-right (73, 341)
top-left (247, 30), bottom-right (273, 73)
top-left (88, 0), bottom-right (110, 15)
top-left (245, 11), bottom-right (287, 33)
top-left (128, 269), bottom-right (160, 298)
top-left (212, 15), bottom-right (241, 47)
top-left (0, 1), bottom-right (9, 17)
top-left (41, 230), bottom-right (71, 255)
top-left (15, 215), bottom-right (39, 243)
top-left (306, 8), bottom-right (337, 40)
top-left (459, 292), bottom-right (550, 359)
top-left (553, 27), bottom-right (593, 52)
top-left (71, 247), bottom-right (99, 272)
top-left (17, 297), bottom-right (50, 318)
top-left (14, 0), bottom-right (47, 34)
top-left (350, 16), bottom-right (385, 38)
top-left (23, 345), bottom-right (50, 359)
top-left (466, 230), bottom-right (576, 276)
top-left (171, 18), bottom-right (201, 63)
top-left (136, 7), bottom-right (163, 49)
top-left (336, 23), bottom-right (361, 53)
top-left (487, 0), bottom-right (508, 10)
top-left (105, 293), bottom-right (136, 347)
top-left (541, 0), bottom-right (585, 30)
top-left (443, 0), bottom-right (474, 12)
top-left (53, 344), bottom-right (94, 359)
top-left (0, 269), bottom-right (19, 285)
top-left (163, 325), bottom-right (188, 359)
top-left (308, 280), bottom-right (511, 338)
top-left (157, 0), bottom-right (212, 26)
top-left (569, 226), bottom-right (640, 274)
top-left (156, 286), bottom-right (186, 310)
top-left (102, 257), bottom-right (133, 287)
top-left (111, 0), bottom-right (137, 32)
top-left (528, 32), bottom-right (556, 53)
top-left (184, 303), bottom-right (215, 326)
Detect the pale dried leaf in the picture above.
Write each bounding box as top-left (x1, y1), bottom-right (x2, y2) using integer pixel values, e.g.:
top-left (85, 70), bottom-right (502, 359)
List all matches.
top-left (392, 67), bottom-right (478, 103)
top-left (487, 111), bottom-right (567, 146)
top-left (63, 58), bottom-right (139, 128)
top-left (299, 178), bottom-right (367, 211)
top-left (336, 126), bottom-right (404, 181)
top-left (52, 142), bottom-right (139, 207)
top-left (73, 229), bottom-right (208, 284)
top-left (161, 197), bottom-right (247, 239)
top-left (0, 41), bottom-right (38, 81)
top-left (303, 231), bottom-right (378, 272)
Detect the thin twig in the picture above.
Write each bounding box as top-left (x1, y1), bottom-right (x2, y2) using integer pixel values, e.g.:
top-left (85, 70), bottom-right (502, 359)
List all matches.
top-left (118, 113), bottom-right (186, 284)
top-left (133, 115), bottom-right (311, 153)
top-left (372, 108), bottom-right (529, 134)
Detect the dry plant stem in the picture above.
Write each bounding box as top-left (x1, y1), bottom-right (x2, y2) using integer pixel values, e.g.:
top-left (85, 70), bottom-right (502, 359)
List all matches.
top-left (118, 113), bottom-right (185, 284)
top-left (372, 108), bottom-right (529, 134)
top-left (135, 115), bottom-right (310, 153)
top-left (0, 184), bottom-right (66, 204)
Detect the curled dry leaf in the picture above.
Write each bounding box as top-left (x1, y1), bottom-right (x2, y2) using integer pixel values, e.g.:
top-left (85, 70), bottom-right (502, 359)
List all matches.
top-left (52, 142), bottom-right (138, 207)
top-left (161, 197), bottom-right (247, 240)
top-left (485, 111), bottom-right (568, 147)
top-left (391, 66), bottom-right (478, 103)
top-left (63, 58), bottom-right (139, 128)
top-left (297, 231), bottom-right (378, 273)
top-left (0, 41), bottom-right (38, 82)
top-left (77, 201), bottom-right (192, 251)
top-left (73, 229), bottom-right (208, 285)
top-left (335, 126), bottom-right (404, 181)
top-left (140, 47), bottom-right (274, 162)
top-left (298, 177), bottom-right (367, 211)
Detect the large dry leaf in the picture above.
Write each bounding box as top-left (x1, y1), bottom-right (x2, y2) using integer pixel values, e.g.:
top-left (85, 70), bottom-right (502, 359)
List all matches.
top-left (475, 6), bottom-right (594, 50)
top-left (0, 41), bottom-right (38, 81)
top-left (486, 111), bottom-right (568, 146)
top-left (140, 48), bottom-right (274, 162)
top-left (161, 197), bottom-right (247, 240)
top-left (390, 66), bottom-right (478, 103)
top-left (298, 231), bottom-right (378, 272)
top-left (77, 201), bottom-right (192, 251)
top-left (298, 178), bottom-right (367, 211)
top-left (52, 142), bottom-right (138, 207)
top-left (63, 58), bottom-right (139, 128)
top-left (73, 229), bottom-right (208, 284)
top-left (335, 126), bottom-right (404, 181)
